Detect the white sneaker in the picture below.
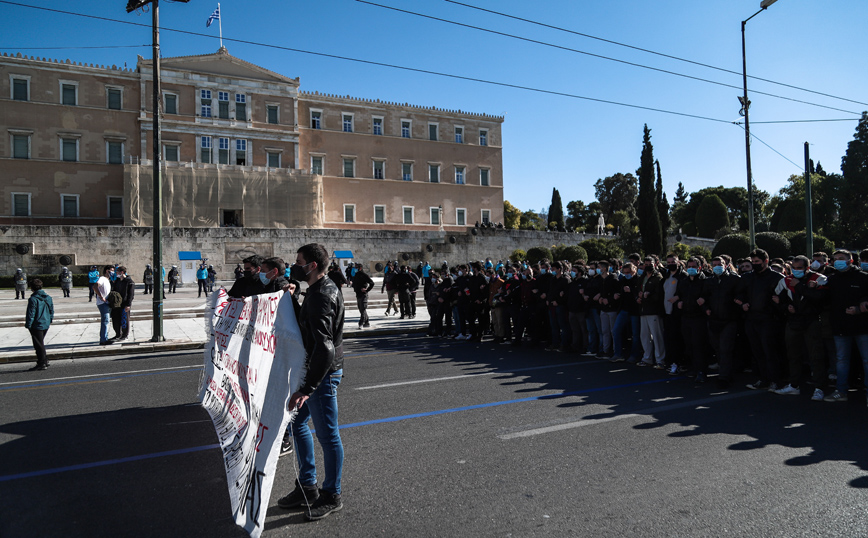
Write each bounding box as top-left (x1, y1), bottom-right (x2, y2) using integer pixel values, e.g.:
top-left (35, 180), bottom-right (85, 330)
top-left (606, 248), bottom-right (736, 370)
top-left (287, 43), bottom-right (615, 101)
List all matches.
top-left (773, 384), bottom-right (800, 396)
top-left (811, 388), bottom-right (825, 401)
top-left (707, 363), bottom-right (720, 371)
top-left (766, 382), bottom-right (779, 392)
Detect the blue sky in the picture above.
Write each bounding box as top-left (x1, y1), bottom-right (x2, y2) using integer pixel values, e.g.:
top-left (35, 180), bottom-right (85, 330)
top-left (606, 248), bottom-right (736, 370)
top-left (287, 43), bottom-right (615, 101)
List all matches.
top-left (4, 0), bottom-right (866, 215)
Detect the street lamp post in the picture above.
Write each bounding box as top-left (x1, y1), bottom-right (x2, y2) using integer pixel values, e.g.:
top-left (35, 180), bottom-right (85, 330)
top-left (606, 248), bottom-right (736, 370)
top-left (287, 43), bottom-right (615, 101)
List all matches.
top-left (741, 0), bottom-right (778, 250)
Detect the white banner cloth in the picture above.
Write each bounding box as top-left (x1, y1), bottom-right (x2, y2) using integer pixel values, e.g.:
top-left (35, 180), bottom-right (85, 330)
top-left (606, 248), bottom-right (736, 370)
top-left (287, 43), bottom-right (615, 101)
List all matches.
top-left (199, 288), bottom-right (306, 538)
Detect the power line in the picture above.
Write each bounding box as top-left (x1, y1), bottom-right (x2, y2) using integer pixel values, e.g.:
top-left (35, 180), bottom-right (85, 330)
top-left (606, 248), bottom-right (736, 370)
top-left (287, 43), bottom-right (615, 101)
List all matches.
top-left (738, 118), bottom-right (858, 124)
top-left (736, 124), bottom-right (802, 169)
top-left (356, 0), bottom-right (861, 116)
top-left (444, 0), bottom-right (868, 109)
top-left (0, 0), bottom-right (731, 124)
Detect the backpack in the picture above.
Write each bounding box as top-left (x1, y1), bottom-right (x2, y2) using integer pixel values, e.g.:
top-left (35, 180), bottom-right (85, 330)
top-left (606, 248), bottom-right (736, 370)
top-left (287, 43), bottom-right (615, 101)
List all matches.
top-left (107, 291), bottom-right (123, 308)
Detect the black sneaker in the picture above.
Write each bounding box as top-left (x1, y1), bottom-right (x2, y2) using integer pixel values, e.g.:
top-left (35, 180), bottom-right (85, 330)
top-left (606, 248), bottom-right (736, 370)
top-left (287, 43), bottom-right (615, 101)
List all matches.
top-left (277, 480), bottom-right (319, 509)
top-left (305, 490), bottom-right (343, 521)
top-left (279, 432), bottom-right (293, 457)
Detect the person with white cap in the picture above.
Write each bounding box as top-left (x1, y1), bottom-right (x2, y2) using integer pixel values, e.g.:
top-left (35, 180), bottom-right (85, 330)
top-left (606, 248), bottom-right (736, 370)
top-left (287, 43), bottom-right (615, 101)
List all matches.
top-left (14, 268), bottom-right (28, 299)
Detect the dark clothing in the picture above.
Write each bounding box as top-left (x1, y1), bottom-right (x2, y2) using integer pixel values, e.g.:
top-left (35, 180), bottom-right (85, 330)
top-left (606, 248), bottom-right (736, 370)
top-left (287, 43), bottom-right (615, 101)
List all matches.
top-left (167, 268), bottom-right (179, 293)
top-left (328, 269), bottom-right (348, 288)
top-left (111, 277), bottom-right (135, 339)
top-left (702, 272), bottom-right (741, 322)
top-left (30, 328), bottom-right (48, 368)
top-left (824, 268), bottom-right (868, 336)
top-left (351, 271), bottom-right (374, 295)
top-left (227, 274), bottom-right (264, 298)
top-left (737, 268), bottom-right (785, 321)
top-left (298, 276), bottom-right (345, 396)
top-left (637, 271), bottom-right (664, 316)
top-left (25, 289), bottom-right (54, 330)
top-left (143, 268), bottom-right (154, 294)
top-left (567, 278), bottom-right (589, 313)
top-left (675, 274), bottom-right (707, 318)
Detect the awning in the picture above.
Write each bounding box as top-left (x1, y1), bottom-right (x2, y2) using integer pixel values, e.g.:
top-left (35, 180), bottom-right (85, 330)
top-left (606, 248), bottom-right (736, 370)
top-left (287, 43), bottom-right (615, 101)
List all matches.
top-left (178, 251), bottom-right (202, 261)
top-left (333, 250), bottom-right (354, 259)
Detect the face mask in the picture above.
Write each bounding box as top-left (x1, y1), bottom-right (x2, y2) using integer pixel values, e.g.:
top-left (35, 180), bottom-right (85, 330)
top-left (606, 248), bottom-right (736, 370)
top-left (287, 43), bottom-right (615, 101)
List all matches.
top-left (570, 271), bottom-right (577, 279)
top-left (686, 268), bottom-right (698, 276)
top-left (290, 262), bottom-right (313, 281)
top-left (810, 260), bottom-right (822, 270)
top-left (861, 262), bottom-right (868, 271)
top-left (507, 273), bottom-right (514, 279)
top-left (608, 267), bottom-right (614, 273)
top-left (243, 270), bottom-right (253, 278)
top-left (484, 276), bottom-right (491, 283)
top-left (623, 273), bottom-right (632, 280)
top-left (791, 270), bottom-right (805, 279)
top-left (540, 269), bottom-right (547, 275)
top-left (637, 268), bottom-right (644, 276)
top-left (457, 271), bottom-right (464, 277)
top-left (834, 260), bottom-right (849, 271)
top-left (751, 263), bottom-right (763, 272)
top-left (521, 274), bottom-right (528, 280)
top-left (259, 272), bottom-right (272, 285)
top-left (522, 264), bottom-right (528, 270)
top-left (712, 266), bottom-right (724, 276)
top-left (667, 264), bottom-right (678, 273)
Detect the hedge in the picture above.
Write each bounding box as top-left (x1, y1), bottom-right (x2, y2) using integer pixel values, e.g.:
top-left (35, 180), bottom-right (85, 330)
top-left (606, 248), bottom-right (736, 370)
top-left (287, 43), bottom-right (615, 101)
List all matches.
top-left (0, 274), bottom-right (91, 288)
top-left (755, 231), bottom-right (791, 260)
top-left (509, 249), bottom-right (527, 263)
top-left (695, 194), bottom-right (730, 238)
top-left (788, 231), bottom-right (835, 257)
top-left (525, 246), bottom-right (553, 265)
top-left (579, 238), bottom-right (624, 262)
top-left (551, 244), bottom-right (588, 263)
top-left (712, 234), bottom-right (751, 260)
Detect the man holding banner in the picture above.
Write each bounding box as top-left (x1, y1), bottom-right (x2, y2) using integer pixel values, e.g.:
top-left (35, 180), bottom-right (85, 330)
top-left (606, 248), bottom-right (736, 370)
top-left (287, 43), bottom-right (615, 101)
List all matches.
top-left (278, 243), bottom-right (346, 521)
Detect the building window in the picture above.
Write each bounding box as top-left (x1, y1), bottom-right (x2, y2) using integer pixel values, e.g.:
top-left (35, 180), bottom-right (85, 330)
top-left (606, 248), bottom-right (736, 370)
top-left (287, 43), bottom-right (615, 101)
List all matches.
top-left (344, 204), bottom-right (356, 223)
top-left (455, 126), bottom-right (463, 144)
top-left (12, 193), bottom-right (31, 217)
top-left (235, 139), bottom-right (247, 165)
top-left (455, 166), bottom-right (465, 184)
top-left (164, 144), bottom-right (179, 162)
top-left (310, 110), bottom-right (322, 129)
top-left (61, 83), bottom-right (77, 106)
top-left (373, 117), bottom-right (383, 136)
top-left (12, 77), bottom-right (29, 101)
top-left (343, 158), bottom-right (355, 178)
top-left (107, 141), bottom-right (123, 164)
top-left (61, 194), bottom-right (79, 218)
top-left (479, 129), bottom-right (488, 146)
top-left (12, 134), bottom-right (30, 159)
top-left (267, 152), bottom-right (280, 168)
top-left (311, 155), bottom-right (324, 175)
top-left (456, 208), bottom-right (466, 226)
top-left (108, 196), bottom-right (123, 219)
top-left (267, 105), bottom-right (279, 124)
top-left (218, 91), bottom-right (230, 119)
top-left (374, 205), bottom-right (385, 224)
top-left (428, 123), bottom-right (438, 141)
top-left (201, 136), bottom-right (212, 163)
top-left (401, 120), bottom-right (411, 138)
top-left (481, 209), bottom-right (491, 224)
top-left (61, 138), bottom-right (78, 162)
top-left (372, 160), bottom-right (385, 179)
top-left (235, 93), bottom-right (247, 121)
top-left (107, 87), bottom-right (122, 110)
top-left (164, 93), bottom-right (178, 114)
top-left (403, 206), bottom-right (414, 224)
top-left (430, 207), bottom-right (440, 226)
top-left (402, 162), bottom-right (412, 181)
top-left (429, 164), bottom-right (439, 183)
top-left (480, 168), bottom-right (490, 186)
top-left (218, 137), bottom-right (230, 164)
top-left (342, 114), bottom-right (354, 133)
top-left (201, 89), bottom-right (212, 118)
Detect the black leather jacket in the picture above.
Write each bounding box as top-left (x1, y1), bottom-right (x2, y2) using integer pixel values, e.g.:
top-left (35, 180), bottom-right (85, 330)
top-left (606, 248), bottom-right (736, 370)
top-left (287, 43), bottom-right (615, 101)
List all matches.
top-left (298, 275), bottom-right (345, 396)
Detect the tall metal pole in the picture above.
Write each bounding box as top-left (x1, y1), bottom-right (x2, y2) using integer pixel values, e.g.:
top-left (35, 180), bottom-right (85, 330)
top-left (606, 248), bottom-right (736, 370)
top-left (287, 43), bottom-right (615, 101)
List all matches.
top-left (741, 20), bottom-right (756, 251)
top-left (151, 0), bottom-right (164, 342)
top-left (804, 142), bottom-right (814, 257)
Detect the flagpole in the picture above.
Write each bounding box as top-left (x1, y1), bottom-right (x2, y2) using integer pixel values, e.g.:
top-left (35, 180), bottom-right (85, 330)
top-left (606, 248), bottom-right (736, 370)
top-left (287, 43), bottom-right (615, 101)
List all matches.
top-left (218, 3), bottom-right (223, 48)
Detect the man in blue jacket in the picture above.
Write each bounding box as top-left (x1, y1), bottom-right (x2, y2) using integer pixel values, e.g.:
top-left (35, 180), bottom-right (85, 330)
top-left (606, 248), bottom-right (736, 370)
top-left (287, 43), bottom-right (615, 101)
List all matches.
top-left (25, 279), bottom-right (54, 371)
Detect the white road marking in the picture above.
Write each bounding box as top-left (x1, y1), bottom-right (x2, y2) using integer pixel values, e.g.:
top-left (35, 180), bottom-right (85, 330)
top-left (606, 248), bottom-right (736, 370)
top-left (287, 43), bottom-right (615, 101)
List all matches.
top-left (355, 362), bottom-right (588, 390)
top-left (498, 390), bottom-right (762, 439)
top-left (0, 364), bottom-right (202, 386)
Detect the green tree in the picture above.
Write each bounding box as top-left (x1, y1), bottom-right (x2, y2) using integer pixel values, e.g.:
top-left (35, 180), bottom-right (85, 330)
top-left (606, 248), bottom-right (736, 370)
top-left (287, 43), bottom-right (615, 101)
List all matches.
top-left (695, 194), bottom-right (730, 238)
top-left (655, 160), bottom-right (671, 234)
top-left (519, 210), bottom-right (545, 230)
top-left (566, 200), bottom-right (603, 232)
top-left (838, 113), bottom-right (868, 248)
top-left (672, 186), bottom-right (770, 233)
top-left (636, 125), bottom-right (663, 256)
top-left (503, 200), bottom-right (521, 229)
top-left (772, 173), bottom-right (840, 237)
top-left (579, 238), bottom-right (624, 261)
top-left (674, 181), bottom-right (687, 204)
top-left (548, 188), bottom-right (565, 230)
top-left (594, 173), bottom-right (638, 223)
top-left (526, 246), bottom-right (553, 265)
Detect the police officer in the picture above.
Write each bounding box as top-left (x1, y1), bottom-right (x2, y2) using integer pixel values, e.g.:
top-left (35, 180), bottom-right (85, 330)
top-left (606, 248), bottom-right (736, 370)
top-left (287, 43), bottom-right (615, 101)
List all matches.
top-left (14, 268), bottom-right (28, 299)
top-left (143, 264), bottom-right (154, 295)
top-left (59, 267), bottom-right (73, 298)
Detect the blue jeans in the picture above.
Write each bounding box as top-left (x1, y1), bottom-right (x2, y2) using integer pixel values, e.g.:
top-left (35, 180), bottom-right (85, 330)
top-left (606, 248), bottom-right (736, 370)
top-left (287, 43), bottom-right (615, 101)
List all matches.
top-left (292, 369), bottom-right (344, 495)
top-left (97, 303), bottom-right (111, 343)
top-left (586, 309), bottom-right (601, 354)
top-left (612, 311), bottom-right (632, 359)
top-left (834, 335), bottom-right (868, 393)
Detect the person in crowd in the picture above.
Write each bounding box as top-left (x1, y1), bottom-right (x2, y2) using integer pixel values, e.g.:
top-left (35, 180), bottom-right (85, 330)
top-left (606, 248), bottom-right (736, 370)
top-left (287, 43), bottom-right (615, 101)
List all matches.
top-left (278, 243), bottom-right (345, 521)
top-left (675, 257), bottom-right (709, 382)
top-left (513, 263), bottom-right (537, 346)
top-left (59, 266), bottom-right (72, 298)
top-left (611, 262), bottom-right (642, 363)
top-left (143, 264), bottom-right (154, 295)
top-left (738, 249), bottom-right (785, 391)
top-left (381, 262), bottom-right (398, 316)
top-left (408, 266), bottom-right (421, 319)
top-left (393, 265), bottom-right (414, 319)
top-left (351, 263), bottom-right (374, 329)
top-left (547, 261), bottom-right (572, 352)
top-left (584, 262), bottom-right (603, 356)
top-left (637, 257), bottom-right (666, 368)
top-left (596, 260), bottom-right (620, 357)
top-left (328, 263), bottom-right (348, 288)
top-left (453, 265), bottom-right (472, 339)
top-left (24, 278), bottom-right (53, 371)
top-left (207, 264), bottom-right (217, 292)
top-left (14, 268), bottom-right (28, 300)
top-left (95, 265), bottom-right (113, 345)
top-left (467, 263), bottom-right (488, 341)
top-left (234, 263), bottom-right (244, 280)
top-left (822, 249), bottom-right (868, 402)
top-left (771, 255), bottom-right (828, 399)
top-left (860, 249), bottom-right (868, 272)
top-left (702, 256), bottom-right (741, 389)
top-left (88, 265), bottom-right (100, 302)
top-left (662, 253), bottom-right (686, 373)
top-left (567, 263), bottom-right (590, 354)
top-left (502, 264), bottom-right (523, 345)
top-left (258, 257), bottom-right (289, 294)
top-left (110, 266), bottom-right (135, 342)
top-left (422, 260), bottom-right (432, 300)
top-left (433, 270), bottom-right (455, 338)
top-left (344, 263), bottom-right (354, 287)
top-left (167, 265), bottom-right (180, 294)
top-left (197, 263), bottom-right (209, 298)
top-left (228, 255), bottom-right (263, 298)
top-left (489, 270), bottom-right (508, 344)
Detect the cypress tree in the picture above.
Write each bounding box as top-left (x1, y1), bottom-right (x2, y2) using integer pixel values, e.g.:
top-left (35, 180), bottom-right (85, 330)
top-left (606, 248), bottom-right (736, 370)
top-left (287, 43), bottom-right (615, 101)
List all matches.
top-left (655, 160), bottom-right (671, 235)
top-left (548, 187), bottom-right (565, 230)
top-left (637, 125), bottom-right (663, 255)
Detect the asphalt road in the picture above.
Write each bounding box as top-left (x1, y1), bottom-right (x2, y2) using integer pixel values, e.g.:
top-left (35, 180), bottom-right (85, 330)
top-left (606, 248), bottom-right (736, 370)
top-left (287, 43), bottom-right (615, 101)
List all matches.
top-left (1, 337), bottom-right (867, 537)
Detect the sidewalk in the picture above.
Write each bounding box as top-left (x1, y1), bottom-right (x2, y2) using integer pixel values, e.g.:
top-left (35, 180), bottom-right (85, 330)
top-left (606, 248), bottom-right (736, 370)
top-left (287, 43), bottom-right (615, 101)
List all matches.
top-left (0, 280), bottom-right (430, 364)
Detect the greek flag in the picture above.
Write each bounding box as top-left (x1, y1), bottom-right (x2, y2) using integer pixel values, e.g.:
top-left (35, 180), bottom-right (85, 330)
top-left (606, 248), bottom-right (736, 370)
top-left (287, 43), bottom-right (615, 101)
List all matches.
top-left (206, 5), bottom-right (220, 27)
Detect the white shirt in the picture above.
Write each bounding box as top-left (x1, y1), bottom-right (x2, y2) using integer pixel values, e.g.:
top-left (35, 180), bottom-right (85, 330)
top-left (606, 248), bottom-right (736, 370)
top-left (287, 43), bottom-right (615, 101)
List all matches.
top-left (95, 276), bottom-right (111, 305)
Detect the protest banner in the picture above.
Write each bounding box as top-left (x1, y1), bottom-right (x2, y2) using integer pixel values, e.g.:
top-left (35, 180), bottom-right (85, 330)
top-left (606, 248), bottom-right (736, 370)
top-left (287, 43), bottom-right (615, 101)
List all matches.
top-left (199, 288), bottom-right (306, 538)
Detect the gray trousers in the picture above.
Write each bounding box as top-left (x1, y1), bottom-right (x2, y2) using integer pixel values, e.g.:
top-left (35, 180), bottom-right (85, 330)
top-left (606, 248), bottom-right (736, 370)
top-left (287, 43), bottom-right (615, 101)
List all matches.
top-left (640, 314), bottom-right (666, 364)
